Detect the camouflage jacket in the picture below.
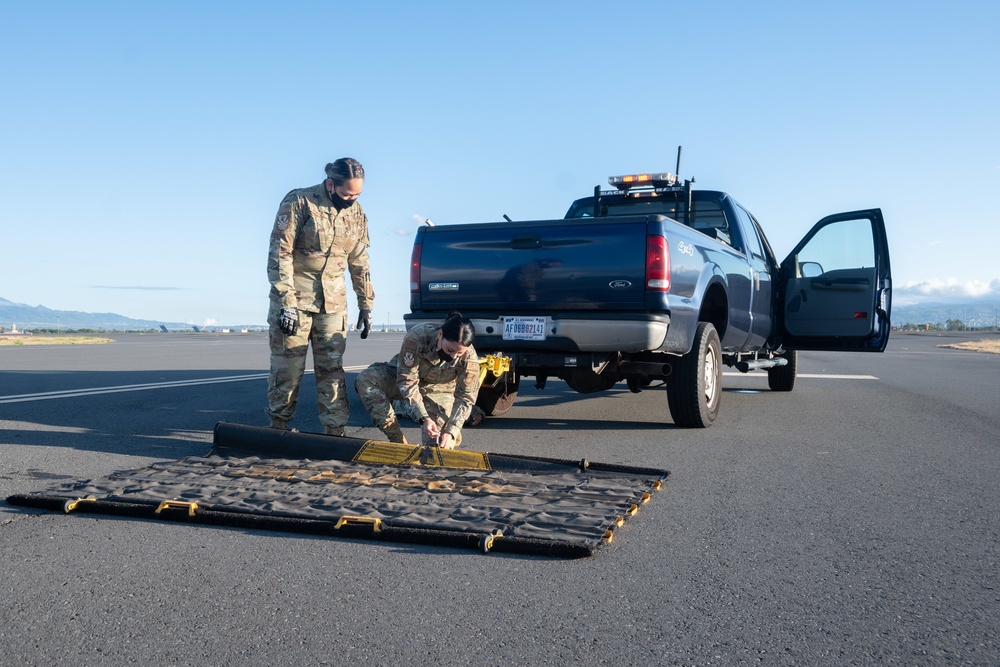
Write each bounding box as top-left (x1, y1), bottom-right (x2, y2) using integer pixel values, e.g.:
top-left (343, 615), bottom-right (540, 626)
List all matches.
top-left (267, 182), bottom-right (374, 314)
top-left (391, 323), bottom-right (480, 437)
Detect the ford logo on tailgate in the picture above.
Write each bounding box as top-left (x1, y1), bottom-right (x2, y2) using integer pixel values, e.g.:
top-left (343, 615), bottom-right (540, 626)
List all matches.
top-left (609, 280), bottom-right (632, 289)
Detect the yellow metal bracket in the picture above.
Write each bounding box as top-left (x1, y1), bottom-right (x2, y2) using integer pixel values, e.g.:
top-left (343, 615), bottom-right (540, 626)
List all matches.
top-left (334, 515), bottom-right (383, 533)
top-left (478, 354), bottom-right (511, 385)
top-left (155, 500), bottom-right (199, 516)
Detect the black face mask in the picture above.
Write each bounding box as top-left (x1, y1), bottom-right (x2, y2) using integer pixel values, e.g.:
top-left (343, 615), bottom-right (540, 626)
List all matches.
top-left (437, 349), bottom-right (454, 363)
top-left (331, 191), bottom-right (355, 210)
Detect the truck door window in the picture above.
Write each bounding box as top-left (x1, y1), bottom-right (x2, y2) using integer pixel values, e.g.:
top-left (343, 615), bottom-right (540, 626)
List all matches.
top-left (734, 205), bottom-right (765, 260)
top-left (794, 218), bottom-right (875, 276)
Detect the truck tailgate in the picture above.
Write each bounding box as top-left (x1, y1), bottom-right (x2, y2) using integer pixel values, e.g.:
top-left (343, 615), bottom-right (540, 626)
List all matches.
top-left (415, 217), bottom-right (651, 312)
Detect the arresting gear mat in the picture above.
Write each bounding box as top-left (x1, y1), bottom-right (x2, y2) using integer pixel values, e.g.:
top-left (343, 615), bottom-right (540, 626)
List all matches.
top-left (7, 422), bottom-right (669, 558)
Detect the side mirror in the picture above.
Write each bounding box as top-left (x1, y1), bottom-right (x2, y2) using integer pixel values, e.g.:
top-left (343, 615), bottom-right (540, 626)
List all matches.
top-left (800, 261), bottom-right (823, 278)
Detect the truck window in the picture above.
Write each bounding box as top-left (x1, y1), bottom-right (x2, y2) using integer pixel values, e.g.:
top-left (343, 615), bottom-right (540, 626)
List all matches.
top-left (567, 198), bottom-right (725, 229)
top-left (794, 218), bottom-right (876, 275)
top-left (734, 205), bottom-right (766, 260)
top-left (567, 199), bottom-right (681, 219)
top-left (565, 195), bottom-right (744, 252)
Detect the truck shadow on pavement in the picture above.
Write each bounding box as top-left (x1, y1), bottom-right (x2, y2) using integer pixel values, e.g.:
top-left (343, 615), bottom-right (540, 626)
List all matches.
top-left (467, 382), bottom-right (758, 431)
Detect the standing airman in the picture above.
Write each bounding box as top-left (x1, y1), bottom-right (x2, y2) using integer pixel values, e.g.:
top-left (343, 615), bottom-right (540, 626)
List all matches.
top-left (265, 158), bottom-right (374, 436)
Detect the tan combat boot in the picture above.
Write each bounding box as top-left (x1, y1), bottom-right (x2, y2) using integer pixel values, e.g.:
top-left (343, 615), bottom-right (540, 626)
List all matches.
top-left (269, 417), bottom-right (289, 430)
top-left (381, 420), bottom-right (409, 444)
top-left (324, 425), bottom-right (346, 437)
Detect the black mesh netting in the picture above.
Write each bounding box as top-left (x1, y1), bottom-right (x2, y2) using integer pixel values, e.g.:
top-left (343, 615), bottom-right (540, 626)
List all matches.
top-left (7, 422), bottom-right (668, 558)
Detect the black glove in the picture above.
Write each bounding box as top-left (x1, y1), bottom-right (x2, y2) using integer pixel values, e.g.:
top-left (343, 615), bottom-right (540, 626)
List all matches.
top-left (357, 308), bottom-right (372, 339)
top-left (278, 307), bottom-right (299, 336)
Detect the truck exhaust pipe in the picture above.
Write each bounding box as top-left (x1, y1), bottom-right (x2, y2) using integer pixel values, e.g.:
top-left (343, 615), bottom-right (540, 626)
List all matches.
top-left (618, 361), bottom-right (673, 378)
top-left (734, 357), bottom-right (788, 372)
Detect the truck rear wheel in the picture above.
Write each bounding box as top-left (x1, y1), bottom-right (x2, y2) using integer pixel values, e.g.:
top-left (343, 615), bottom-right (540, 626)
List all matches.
top-left (475, 375), bottom-right (520, 416)
top-left (767, 349), bottom-right (797, 392)
top-left (666, 322), bottom-right (722, 428)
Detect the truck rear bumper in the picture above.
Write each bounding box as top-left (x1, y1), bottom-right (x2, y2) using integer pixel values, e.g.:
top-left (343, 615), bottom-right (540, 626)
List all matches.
top-left (406, 313), bottom-right (671, 353)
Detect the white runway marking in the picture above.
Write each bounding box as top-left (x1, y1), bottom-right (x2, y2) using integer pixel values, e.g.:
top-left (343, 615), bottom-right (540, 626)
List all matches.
top-left (2, 368), bottom-right (873, 404)
top-left (724, 372), bottom-right (878, 380)
top-left (0, 366), bottom-right (371, 404)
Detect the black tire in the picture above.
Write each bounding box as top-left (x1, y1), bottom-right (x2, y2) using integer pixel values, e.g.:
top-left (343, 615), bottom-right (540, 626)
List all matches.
top-left (767, 349), bottom-right (797, 392)
top-left (666, 322), bottom-right (722, 428)
top-left (475, 375), bottom-right (520, 416)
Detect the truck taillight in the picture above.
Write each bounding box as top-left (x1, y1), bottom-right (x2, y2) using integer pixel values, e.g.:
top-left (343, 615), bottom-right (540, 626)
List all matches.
top-left (409, 243), bottom-right (422, 292)
top-left (646, 235), bottom-right (670, 291)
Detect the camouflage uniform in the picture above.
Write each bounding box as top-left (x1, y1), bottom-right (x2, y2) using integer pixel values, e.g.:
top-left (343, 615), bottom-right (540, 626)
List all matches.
top-left (265, 182), bottom-right (374, 433)
top-left (391, 399), bottom-right (486, 428)
top-left (355, 323), bottom-right (480, 446)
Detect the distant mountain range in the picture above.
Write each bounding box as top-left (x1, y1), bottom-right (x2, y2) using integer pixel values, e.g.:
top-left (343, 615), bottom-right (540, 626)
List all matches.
top-left (2, 295), bottom-right (998, 333)
top-left (0, 297), bottom-right (213, 331)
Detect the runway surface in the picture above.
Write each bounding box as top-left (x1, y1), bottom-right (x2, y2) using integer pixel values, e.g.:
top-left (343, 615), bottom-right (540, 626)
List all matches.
top-left (1, 330), bottom-right (997, 665)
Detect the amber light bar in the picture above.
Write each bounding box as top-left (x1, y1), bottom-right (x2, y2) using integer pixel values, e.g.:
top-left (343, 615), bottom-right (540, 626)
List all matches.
top-left (609, 172), bottom-right (678, 189)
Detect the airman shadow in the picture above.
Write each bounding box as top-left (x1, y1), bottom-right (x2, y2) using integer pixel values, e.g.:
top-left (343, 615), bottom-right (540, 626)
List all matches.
top-left (0, 369), bottom-right (382, 460)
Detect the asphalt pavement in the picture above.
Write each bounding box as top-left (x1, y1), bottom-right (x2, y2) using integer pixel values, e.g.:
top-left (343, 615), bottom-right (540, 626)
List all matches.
top-left (1, 330), bottom-right (997, 666)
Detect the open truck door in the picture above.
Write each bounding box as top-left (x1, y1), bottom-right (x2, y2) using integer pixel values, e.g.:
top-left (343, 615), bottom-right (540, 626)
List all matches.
top-left (778, 208), bottom-right (892, 352)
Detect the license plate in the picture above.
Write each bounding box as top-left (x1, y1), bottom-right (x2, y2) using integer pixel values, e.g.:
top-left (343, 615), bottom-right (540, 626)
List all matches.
top-left (502, 316), bottom-right (547, 341)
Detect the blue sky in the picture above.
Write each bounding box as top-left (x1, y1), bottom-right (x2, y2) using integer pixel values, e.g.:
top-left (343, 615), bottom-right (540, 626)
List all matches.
top-left (1, 1), bottom-right (997, 327)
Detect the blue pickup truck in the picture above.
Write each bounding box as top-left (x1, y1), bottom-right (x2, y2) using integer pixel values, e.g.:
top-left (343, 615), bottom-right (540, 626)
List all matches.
top-left (405, 172), bottom-right (892, 427)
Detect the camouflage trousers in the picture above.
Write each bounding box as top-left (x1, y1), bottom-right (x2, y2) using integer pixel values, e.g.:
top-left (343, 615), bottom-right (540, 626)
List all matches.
top-left (265, 303), bottom-right (348, 431)
top-left (354, 362), bottom-right (461, 447)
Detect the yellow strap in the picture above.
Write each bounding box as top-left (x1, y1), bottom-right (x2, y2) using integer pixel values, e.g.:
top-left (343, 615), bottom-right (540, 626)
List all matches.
top-left (480, 530), bottom-right (504, 553)
top-left (63, 497), bottom-right (96, 513)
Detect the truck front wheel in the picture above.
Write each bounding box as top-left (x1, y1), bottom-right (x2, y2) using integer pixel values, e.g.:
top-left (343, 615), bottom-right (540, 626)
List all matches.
top-left (666, 322), bottom-right (722, 428)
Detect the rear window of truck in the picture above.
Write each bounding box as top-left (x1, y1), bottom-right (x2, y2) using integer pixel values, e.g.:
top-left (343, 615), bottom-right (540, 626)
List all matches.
top-left (566, 198), bottom-right (738, 249)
